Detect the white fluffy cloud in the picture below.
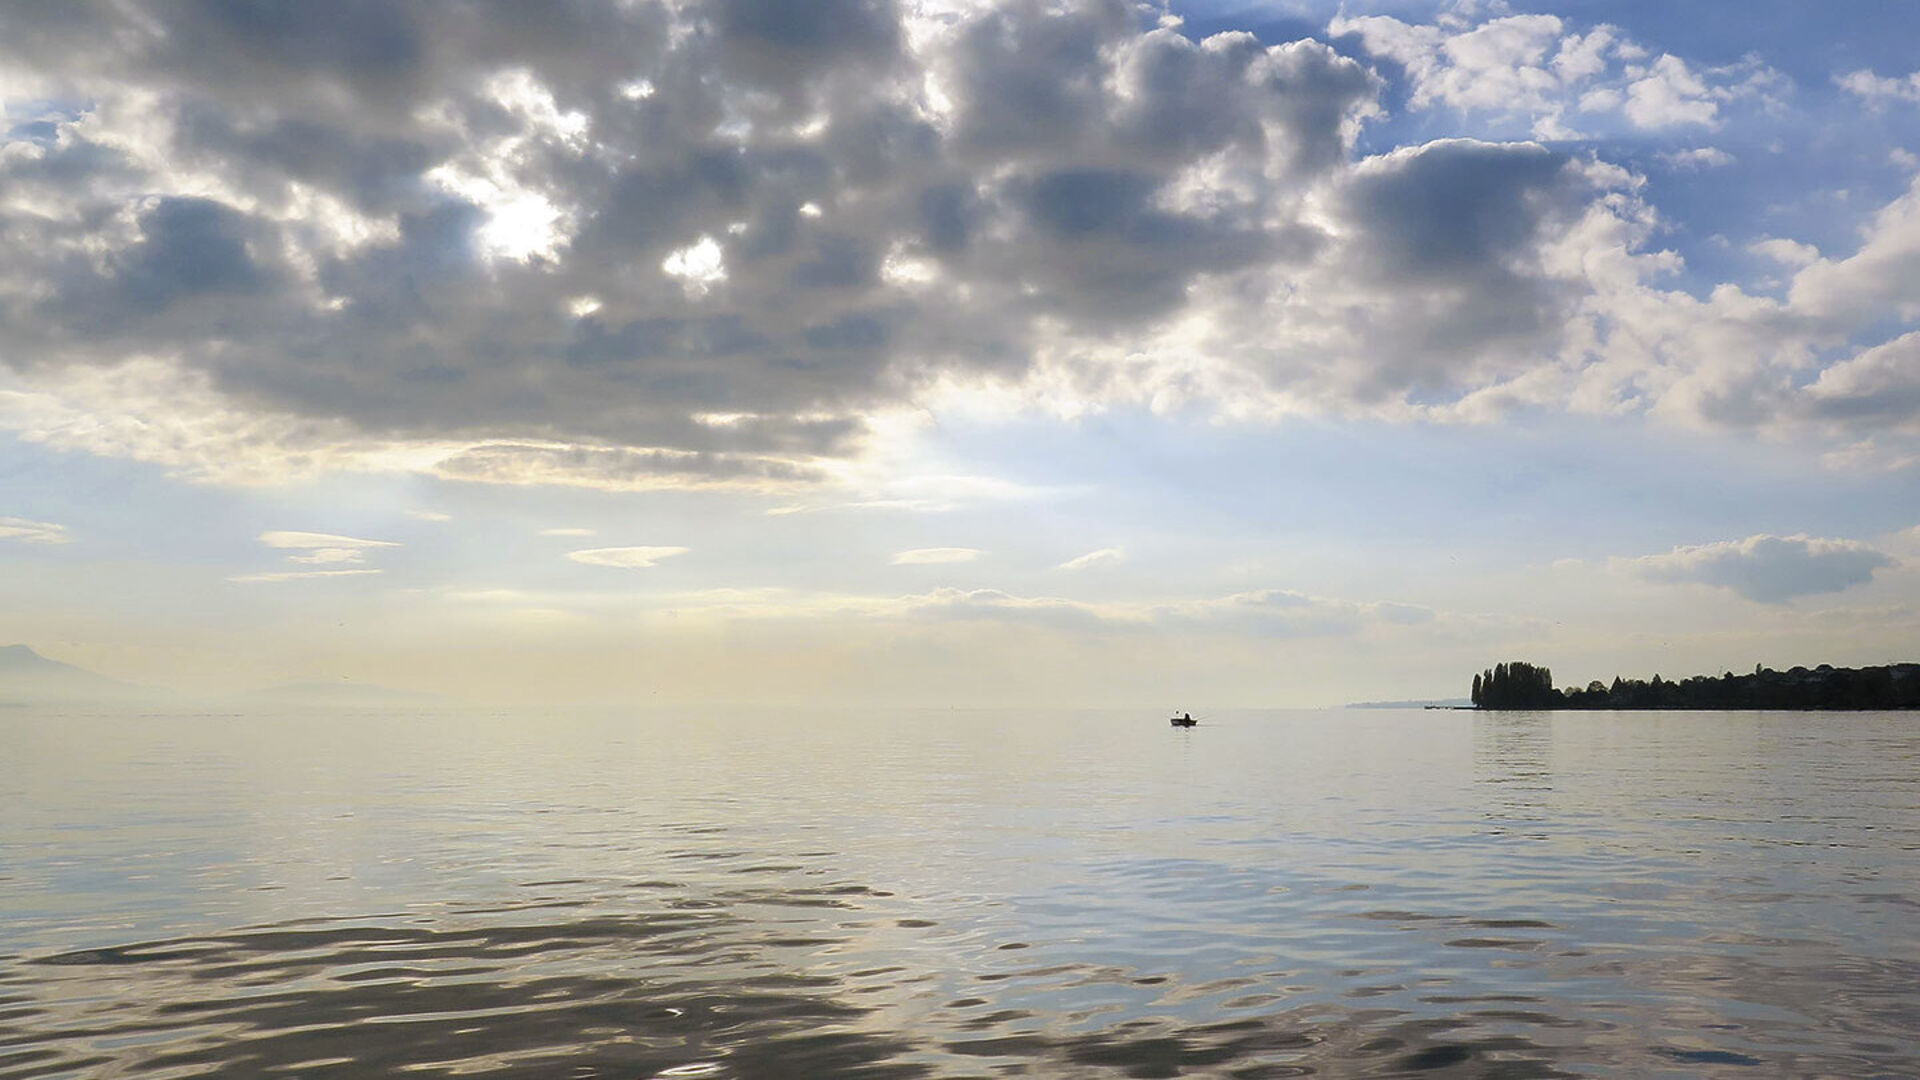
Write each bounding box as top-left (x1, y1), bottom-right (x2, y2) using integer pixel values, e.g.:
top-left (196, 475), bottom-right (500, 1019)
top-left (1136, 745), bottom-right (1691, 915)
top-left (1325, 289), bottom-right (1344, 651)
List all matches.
top-left (1330, 11), bottom-right (1778, 138)
top-left (1803, 330), bottom-right (1920, 430)
top-left (1837, 68), bottom-right (1920, 106)
top-left (567, 546), bottom-right (689, 568)
top-left (1617, 534), bottom-right (1896, 603)
top-left (1750, 237), bottom-right (1820, 268)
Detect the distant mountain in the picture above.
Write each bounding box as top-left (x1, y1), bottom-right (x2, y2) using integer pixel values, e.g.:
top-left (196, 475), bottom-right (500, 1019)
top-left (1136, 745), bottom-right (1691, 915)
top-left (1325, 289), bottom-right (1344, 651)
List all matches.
top-left (0, 644), bottom-right (145, 704)
top-left (1346, 697), bottom-right (1473, 709)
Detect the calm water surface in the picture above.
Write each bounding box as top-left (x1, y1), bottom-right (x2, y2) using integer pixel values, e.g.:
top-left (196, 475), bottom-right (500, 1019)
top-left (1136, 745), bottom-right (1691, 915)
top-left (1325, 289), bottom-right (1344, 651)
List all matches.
top-left (1, 707), bottom-right (1915, 1078)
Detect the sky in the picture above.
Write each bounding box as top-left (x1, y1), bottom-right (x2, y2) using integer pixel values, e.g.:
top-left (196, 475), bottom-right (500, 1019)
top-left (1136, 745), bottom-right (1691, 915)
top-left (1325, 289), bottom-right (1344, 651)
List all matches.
top-left (3, 0), bottom-right (1919, 707)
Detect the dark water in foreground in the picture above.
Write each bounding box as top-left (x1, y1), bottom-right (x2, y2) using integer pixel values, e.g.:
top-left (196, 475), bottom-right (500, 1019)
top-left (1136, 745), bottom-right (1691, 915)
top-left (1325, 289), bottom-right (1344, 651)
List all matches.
top-left (1, 707), bottom-right (1915, 1079)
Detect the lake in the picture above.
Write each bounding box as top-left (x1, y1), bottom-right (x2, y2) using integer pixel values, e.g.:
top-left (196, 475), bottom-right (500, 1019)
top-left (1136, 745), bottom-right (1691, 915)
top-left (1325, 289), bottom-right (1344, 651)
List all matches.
top-left (1, 707), bottom-right (1915, 1078)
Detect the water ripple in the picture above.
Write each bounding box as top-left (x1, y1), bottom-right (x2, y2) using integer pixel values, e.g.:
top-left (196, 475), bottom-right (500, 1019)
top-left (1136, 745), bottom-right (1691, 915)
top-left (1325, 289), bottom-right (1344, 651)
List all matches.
top-left (2, 707), bottom-right (1917, 1077)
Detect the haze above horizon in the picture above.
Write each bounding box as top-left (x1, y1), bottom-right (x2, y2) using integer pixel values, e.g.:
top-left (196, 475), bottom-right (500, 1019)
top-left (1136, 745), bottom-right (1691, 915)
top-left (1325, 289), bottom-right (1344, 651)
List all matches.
top-left (4, 1), bottom-right (1918, 707)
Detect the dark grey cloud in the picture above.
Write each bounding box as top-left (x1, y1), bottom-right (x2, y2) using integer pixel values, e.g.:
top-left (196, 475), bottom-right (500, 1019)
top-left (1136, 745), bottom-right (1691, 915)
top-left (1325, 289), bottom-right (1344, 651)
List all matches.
top-left (1621, 534), bottom-right (1896, 604)
top-left (1328, 139), bottom-right (1589, 397)
top-left (112, 197), bottom-right (275, 312)
top-left (715, 0), bottom-right (901, 67)
top-left (0, 0), bottom-right (1651, 483)
top-left (1346, 141), bottom-right (1569, 283)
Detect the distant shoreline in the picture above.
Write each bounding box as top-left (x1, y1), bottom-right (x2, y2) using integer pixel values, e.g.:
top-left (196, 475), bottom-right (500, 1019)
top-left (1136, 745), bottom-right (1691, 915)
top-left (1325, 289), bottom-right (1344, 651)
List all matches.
top-left (1471, 660), bottom-right (1920, 711)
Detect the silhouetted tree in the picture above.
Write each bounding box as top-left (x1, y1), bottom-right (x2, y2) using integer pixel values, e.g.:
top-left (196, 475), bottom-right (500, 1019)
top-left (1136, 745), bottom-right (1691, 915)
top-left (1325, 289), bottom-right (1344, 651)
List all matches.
top-left (1468, 660), bottom-right (1920, 710)
top-left (1473, 660), bottom-right (1561, 708)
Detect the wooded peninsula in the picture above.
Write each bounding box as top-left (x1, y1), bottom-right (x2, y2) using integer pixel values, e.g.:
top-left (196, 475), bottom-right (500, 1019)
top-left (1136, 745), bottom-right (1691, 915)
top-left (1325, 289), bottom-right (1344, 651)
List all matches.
top-left (1472, 660), bottom-right (1920, 710)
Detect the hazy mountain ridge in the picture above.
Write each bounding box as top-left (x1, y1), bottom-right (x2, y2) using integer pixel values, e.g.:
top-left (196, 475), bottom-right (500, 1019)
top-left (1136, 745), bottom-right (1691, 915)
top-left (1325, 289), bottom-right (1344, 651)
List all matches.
top-left (2, 646), bottom-right (453, 709)
top-left (0, 644), bottom-right (147, 703)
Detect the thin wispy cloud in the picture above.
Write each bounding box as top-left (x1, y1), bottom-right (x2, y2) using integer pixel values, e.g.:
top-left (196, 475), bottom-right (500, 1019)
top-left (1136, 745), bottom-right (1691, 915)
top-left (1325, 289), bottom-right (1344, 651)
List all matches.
top-left (289, 548), bottom-right (373, 566)
top-left (406, 509), bottom-right (453, 522)
top-left (0, 517), bottom-right (70, 545)
top-left (259, 531), bottom-right (399, 551)
top-left (1059, 548), bottom-right (1125, 571)
top-left (891, 548), bottom-right (983, 566)
top-left (567, 546), bottom-right (689, 569)
top-left (254, 530), bottom-right (399, 575)
top-left (1659, 147), bottom-right (1736, 171)
top-left (229, 569), bottom-right (383, 584)
top-left (639, 584), bottom-right (1483, 643)
top-left (541, 527), bottom-right (598, 537)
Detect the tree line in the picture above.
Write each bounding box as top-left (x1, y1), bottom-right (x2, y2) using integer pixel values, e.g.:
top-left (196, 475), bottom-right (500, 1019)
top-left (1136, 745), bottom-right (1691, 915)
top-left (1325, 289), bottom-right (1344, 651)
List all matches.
top-left (1471, 661), bottom-right (1920, 710)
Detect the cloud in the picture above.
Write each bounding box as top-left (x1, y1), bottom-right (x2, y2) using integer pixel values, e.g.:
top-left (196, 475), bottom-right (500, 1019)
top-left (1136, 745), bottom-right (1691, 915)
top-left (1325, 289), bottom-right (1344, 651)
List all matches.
top-left (541, 527), bottom-right (598, 537)
top-left (890, 547), bottom-right (982, 565)
top-left (0, 0), bottom-right (1373, 484)
top-left (0, 1), bottom-right (1907, 483)
top-left (428, 442), bottom-right (833, 491)
top-left (406, 509), bottom-right (452, 522)
top-left (567, 546), bottom-right (689, 568)
top-left (1330, 11), bottom-right (1778, 138)
top-left (289, 547), bottom-right (372, 566)
top-left (1156, 589), bottom-right (1438, 638)
top-left (1801, 329), bottom-right (1920, 430)
top-left (1821, 439), bottom-right (1920, 473)
top-left (0, 516), bottom-right (70, 544)
top-left (1616, 534), bottom-right (1896, 603)
top-left (229, 569), bottom-right (383, 583)
top-left (1659, 147), bottom-right (1736, 171)
top-left (252, 528), bottom-right (398, 576)
top-left (1784, 175), bottom-right (1920, 329)
top-left (260, 530), bottom-right (398, 550)
top-left (1837, 68), bottom-right (1920, 107)
top-left (641, 582), bottom-right (1460, 641)
top-left (1750, 237), bottom-right (1820, 268)
top-left (1622, 55), bottom-right (1720, 129)
top-left (1059, 547), bottom-right (1125, 571)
